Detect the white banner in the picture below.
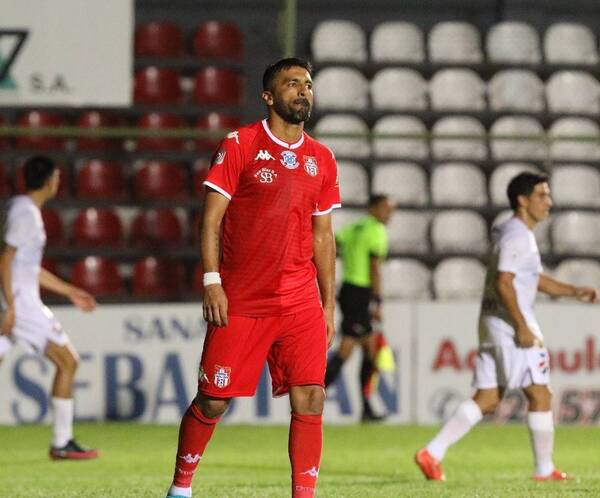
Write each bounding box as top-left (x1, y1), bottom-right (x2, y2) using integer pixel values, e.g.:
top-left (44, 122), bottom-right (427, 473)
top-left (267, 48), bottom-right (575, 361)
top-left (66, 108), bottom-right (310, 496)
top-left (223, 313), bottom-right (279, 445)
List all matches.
top-left (0, 0), bottom-right (132, 106)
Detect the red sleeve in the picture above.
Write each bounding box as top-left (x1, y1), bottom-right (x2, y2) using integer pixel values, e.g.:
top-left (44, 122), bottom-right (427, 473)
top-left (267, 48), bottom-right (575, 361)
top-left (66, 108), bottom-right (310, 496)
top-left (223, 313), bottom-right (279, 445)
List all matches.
top-left (313, 148), bottom-right (342, 216)
top-left (203, 130), bottom-right (246, 200)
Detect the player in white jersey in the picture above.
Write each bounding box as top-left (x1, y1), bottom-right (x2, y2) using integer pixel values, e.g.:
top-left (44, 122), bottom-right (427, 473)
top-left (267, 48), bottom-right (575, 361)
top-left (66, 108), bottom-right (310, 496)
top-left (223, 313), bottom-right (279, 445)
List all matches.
top-left (0, 156), bottom-right (99, 460)
top-left (415, 172), bottom-right (598, 481)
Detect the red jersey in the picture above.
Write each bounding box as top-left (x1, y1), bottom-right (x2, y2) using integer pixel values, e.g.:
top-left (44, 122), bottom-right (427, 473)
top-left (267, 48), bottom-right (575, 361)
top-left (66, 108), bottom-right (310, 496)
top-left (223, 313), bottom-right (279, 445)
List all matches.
top-left (203, 119), bottom-right (341, 316)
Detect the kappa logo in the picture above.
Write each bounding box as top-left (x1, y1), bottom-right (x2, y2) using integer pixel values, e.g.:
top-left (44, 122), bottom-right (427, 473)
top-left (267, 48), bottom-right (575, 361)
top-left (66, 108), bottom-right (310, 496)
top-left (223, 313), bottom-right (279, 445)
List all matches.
top-left (300, 466), bottom-right (319, 478)
top-left (226, 131), bottom-right (240, 144)
top-left (213, 365), bottom-right (231, 388)
top-left (178, 453), bottom-right (201, 464)
top-left (303, 156), bottom-right (318, 177)
top-left (198, 366), bottom-right (209, 383)
top-left (280, 150), bottom-right (299, 169)
top-left (254, 149), bottom-right (275, 161)
top-left (254, 167), bottom-right (278, 184)
top-left (213, 150), bottom-right (226, 165)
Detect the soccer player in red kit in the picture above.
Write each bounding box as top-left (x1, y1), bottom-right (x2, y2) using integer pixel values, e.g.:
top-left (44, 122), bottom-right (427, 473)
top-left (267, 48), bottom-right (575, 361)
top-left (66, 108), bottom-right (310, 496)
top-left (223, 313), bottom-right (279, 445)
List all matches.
top-left (166, 58), bottom-right (340, 498)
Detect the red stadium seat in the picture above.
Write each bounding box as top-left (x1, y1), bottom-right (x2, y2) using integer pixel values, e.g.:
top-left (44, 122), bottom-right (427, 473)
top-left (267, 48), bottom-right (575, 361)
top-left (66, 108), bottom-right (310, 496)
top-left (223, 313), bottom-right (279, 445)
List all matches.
top-left (136, 113), bottom-right (186, 151)
top-left (135, 22), bottom-right (184, 57)
top-left (133, 257), bottom-right (183, 298)
top-left (16, 111), bottom-right (66, 150)
top-left (190, 210), bottom-right (202, 243)
top-left (76, 111), bottom-right (123, 150)
top-left (130, 209), bottom-right (183, 247)
top-left (41, 209), bottom-right (64, 246)
top-left (0, 116), bottom-right (10, 151)
top-left (192, 164), bottom-right (209, 198)
top-left (72, 256), bottom-right (124, 297)
top-left (134, 67), bottom-right (182, 105)
top-left (15, 162), bottom-right (70, 198)
top-left (192, 262), bottom-right (204, 295)
top-left (0, 162), bottom-right (11, 197)
top-left (195, 113), bottom-right (240, 152)
top-left (193, 67), bottom-right (243, 106)
top-left (194, 21), bottom-right (242, 59)
top-left (76, 160), bottom-right (126, 200)
top-left (72, 208), bottom-right (124, 247)
top-left (134, 160), bottom-right (187, 200)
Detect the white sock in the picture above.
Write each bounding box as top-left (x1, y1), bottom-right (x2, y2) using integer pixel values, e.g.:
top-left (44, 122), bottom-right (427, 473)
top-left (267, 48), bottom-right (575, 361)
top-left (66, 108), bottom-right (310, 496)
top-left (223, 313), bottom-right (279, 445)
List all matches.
top-left (527, 411), bottom-right (555, 476)
top-left (52, 397), bottom-right (74, 448)
top-left (426, 399), bottom-right (483, 461)
top-left (168, 484), bottom-right (192, 497)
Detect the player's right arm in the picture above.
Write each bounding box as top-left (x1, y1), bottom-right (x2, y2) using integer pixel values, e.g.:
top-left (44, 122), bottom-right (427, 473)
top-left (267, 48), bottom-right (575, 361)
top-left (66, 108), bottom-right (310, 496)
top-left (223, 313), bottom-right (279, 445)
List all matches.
top-left (495, 271), bottom-right (537, 348)
top-left (0, 245), bottom-right (17, 335)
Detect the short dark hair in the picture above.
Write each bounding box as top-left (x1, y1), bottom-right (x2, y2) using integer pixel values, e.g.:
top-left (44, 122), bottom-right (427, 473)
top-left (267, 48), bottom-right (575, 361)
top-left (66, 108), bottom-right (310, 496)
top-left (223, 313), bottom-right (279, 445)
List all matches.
top-left (23, 155), bottom-right (56, 191)
top-left (262, 57), bottom-right (313, 92)
top-left (368, 193), bottom-right (389, 207)
top-left (507, 172), bottom-right (548, 211)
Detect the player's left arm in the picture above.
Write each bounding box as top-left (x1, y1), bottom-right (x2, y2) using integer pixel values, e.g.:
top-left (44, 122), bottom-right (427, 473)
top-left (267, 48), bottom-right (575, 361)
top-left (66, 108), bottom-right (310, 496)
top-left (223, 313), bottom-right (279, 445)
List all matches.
top-left (39, 268), bottom-right (97, 312)
top-left (538, 273), bottom-right (598, 303)
top-left (313, 213), bottom-right (336, 347)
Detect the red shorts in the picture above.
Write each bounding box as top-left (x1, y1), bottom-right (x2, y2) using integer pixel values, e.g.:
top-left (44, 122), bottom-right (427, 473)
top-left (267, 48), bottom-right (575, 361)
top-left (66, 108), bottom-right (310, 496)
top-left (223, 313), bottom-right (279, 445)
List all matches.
top-left (198, 307), bottom-right (327, 398)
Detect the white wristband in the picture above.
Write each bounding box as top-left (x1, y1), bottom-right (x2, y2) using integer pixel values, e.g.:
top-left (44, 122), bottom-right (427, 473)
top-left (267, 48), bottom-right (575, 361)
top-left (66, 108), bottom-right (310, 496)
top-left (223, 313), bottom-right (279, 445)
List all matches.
top-left (203, 272), bottom-right (222, 286)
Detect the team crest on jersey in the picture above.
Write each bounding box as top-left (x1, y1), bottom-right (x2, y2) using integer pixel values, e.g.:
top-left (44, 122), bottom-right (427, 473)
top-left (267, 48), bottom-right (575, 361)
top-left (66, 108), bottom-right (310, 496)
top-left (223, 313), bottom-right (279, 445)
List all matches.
top-left (303, 156), bottom-right (318, 177)
top-left (280, 150), bottom-right (299, 169)
top-left (213, 365), bottom-right (231, 388)
top-left (254, 167), bottom-right (278, 184)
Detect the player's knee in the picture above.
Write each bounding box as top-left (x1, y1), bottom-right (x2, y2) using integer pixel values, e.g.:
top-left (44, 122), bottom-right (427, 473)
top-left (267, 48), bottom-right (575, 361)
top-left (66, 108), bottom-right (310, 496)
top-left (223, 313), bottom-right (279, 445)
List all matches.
top-left (474, 392), bottom-right (501, 414)
top-left (194, 394), bottom-right (230, 419)
top-left (292, 386), bottom-right (324, 415)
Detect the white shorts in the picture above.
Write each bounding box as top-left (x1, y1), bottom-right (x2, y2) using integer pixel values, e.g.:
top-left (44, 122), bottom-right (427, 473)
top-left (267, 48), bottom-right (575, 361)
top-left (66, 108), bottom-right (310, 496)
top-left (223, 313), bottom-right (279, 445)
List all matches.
top-left (473, 344), bottom-right (550, 390)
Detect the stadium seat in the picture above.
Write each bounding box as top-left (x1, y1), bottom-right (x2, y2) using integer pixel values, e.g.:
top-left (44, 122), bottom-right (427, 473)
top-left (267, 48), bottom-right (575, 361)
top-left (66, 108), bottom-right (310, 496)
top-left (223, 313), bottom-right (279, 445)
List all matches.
top-left (430, 163), bottom-right (487, 207)
top-left (489, 117), bottom-right (547, 161)
top-left (552, 212), bottom-right (600, 255)
top-left (429, 69), bottom-right (486, 111)
top-left (486, 22), bottom-right (542, 64)
top-left (544, 23), bottom-right (598, 65)
top-left (134, 160), bottom-right (187, 200)
top-left (431, 116), bottom-right (487, 161)
top-left (372, 163), bottom-right (428, 206)
top-left (15, 162), bottom-right (70, 199)
top-left (313, 67), bottom-right (369, 110)
top-left (382, 258), bottom-right (432, 299)
top-left (76, 111), bottom-right (123, 151)
top-left (311, 20), bottom-right (367, 63)
top-left (16, 111), bottom-right (66, 150)
top-left (72, 208), bottom-right (124, 247)
top-left (192, 262), bottom-right (205, 295)
top-left (136, 113), bottom-right (186, 151)
top-left (135, 22), bottom-right (184, 57)
top-left (72, 256), bottom-right (125, 297)
top-left (546, 71), bottom-right (600, 115)
top-left (332, 208), bottom-right (367, 235)
top-left (0, 116), bottom-right (10, 151)
top-left (488, 70), bottom-right (545, 112)
top-left (313, 114), bottom-right (370, 158)
top-left (41, 209), bottom-right (63, 246)
top-left (194, 21), bottom-right (242, 59)
top-left (134, 67), bottom-right (182, 105)
top-left (387, 210), bottom-right (430, 254)
top-left (130, 209), bottom-right (184, 247)
top-left (370, 22), bottom-right (425, 62)
top-left (551, 165), bottom-right (600, 208)
top-left (133, 257), bottom-right (184, 298)
top-left (371, 69), bottom-right (427, 110)
top-left (372, 115), bottom-right (428, 159)
top-left (190, 209), bottom-right (202, 244)
top-left (194, 67), bottom-right (243, 106)
top-left (434, 257), bottom-right (486, 299)
top-left (75, 160), bottom-right (126, 200)
top-left (489, 163), bottom-right (541, 206)
top-left (554, 259), bottom-right (600, 289)
top-left (548, 118), bottom-right (600, 161)
top-left (192, 162), bottom-right (209, 198)
top-left (428, 21), bottom-right (483, 63)
top-left (431, 210), bottom-right (488, 254)
top-left (195, 113), bottom-right (240, 152)
top-left (336, 161), bottom-right (368, 205)
top-left (0, 162), bottom-right (11, 197)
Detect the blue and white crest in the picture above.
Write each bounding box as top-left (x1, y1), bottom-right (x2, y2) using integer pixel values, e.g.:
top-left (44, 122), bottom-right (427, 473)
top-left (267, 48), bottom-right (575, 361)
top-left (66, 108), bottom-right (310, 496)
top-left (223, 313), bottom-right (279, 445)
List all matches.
top-left (280, 150), bottom-right (299, 169)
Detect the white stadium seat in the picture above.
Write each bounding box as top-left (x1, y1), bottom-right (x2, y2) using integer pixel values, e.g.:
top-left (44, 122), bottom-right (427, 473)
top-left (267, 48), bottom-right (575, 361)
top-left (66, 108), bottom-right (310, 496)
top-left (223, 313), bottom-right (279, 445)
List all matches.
top-left (311, 20), bottom-right (367, 63)
top-left (332, 208), bottom-right (368, 235)
top-left (387, 210), bottom-right (430, 254)
top-left (433, 257), bottom-right (486, 299)
top-left (430, 162), bottom-right (487, 207)
top-left (429, 69), bottom-right (486, 111)
top-left (489, 163), bottom-right (542, 206)
top-left (431, 116), bottom-right (487, 161)
top-left (371, 68), bottom-right (428, 110)
top-left (337, 161), bottom-right (368, 205)
top-left (489, 117), bottom-right (547, 161)
top-left (546, 71), bottom-right (600, 115)
top-left (371, 22), bottom-right (425, 62)
top-left (382, 258), bottom-right (432, 299)
top-left (431, 210), bottom-right (488, 254)
top-left (428, 21), bottom-right (483, 63)
top-left (551, 165), bottom-right (600, 208)
top-left (372, 162), bottom-right (429, 206)
top-left (488, 70), bottom-right (545, 112)
top-left (486, 22), bottom-right (542, 64)
top-left (313, 114), bottom-right (371, 158)
top-left (372, 115), bottom-right (428, 159)
top-left (544, 23), bottom-right (599, 65)
top-left (552, 211), bottom-right (600, 255)
top-left (492, 209), bottom-right (551, 254)
top-left (548, 118), bottom-right (600, 161)
top-left (554, 259), bottom-right (600, 289)
top-left (313, 67), bottom-right (369, 110)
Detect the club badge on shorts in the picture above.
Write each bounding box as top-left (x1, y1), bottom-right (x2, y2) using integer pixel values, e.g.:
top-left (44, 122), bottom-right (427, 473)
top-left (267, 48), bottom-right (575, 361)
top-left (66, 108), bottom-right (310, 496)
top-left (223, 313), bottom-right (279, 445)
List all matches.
top-left (213, 365), bottom-right (231, 388)
top-left (303, 156), bottom-right (318, 177)
top-left (280, 150), bottom-right (299, 169)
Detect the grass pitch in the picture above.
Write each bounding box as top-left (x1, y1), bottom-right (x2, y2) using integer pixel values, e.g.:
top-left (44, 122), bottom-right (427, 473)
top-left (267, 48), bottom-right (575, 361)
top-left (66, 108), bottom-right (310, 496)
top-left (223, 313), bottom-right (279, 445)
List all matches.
top-left (1, 423), bottom-right (599, 497)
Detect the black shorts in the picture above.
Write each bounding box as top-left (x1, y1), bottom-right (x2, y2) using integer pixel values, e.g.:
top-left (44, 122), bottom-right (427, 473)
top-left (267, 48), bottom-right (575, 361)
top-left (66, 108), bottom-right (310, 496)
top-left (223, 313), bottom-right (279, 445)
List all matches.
top-left (338, 283), bottom-right (373, 339)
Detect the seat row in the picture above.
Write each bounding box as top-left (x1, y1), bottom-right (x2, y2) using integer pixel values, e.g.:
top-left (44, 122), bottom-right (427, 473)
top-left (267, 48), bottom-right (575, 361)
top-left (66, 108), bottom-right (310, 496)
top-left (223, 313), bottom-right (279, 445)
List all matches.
top-left (313, 67), bottom-right (600, 114)
top-left (313, 20), bottom-right (600, 65)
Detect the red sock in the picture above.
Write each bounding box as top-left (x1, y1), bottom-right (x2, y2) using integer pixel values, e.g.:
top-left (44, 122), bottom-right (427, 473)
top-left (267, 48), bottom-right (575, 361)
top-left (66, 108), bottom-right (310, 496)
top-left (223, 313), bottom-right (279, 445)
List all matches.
top-left (172, 403), bottom-right (220, 488)
top-left (289, 413), bottom-right (323, 498)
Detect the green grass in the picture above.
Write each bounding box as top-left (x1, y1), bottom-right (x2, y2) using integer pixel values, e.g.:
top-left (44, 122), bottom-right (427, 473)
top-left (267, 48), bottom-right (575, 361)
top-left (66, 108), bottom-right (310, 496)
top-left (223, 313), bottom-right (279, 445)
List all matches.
top-left (1, 423), bottom-right (599, 497)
